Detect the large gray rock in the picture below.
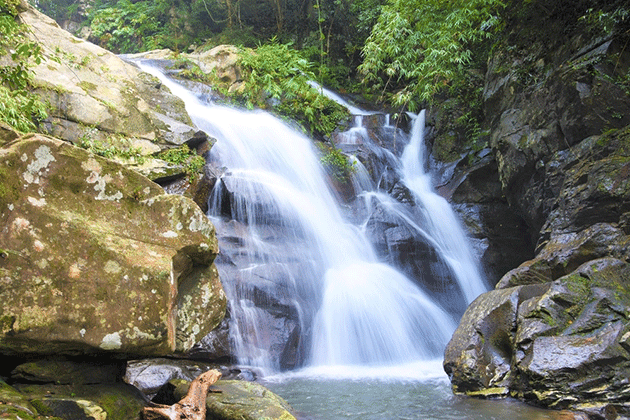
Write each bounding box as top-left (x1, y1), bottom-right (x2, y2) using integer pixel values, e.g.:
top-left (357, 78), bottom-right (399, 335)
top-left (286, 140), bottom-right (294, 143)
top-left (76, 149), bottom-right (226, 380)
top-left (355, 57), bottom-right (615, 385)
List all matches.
top-left (445, 258), bottom-right (630, 417)
top-left (443, 283), bottom-right (550, 397)
top-left (485, 35), bottom-right (630, 237)
top-left (0, 133), bottom-right (226, 357)
top-left (14, 5), bottom-right (200, 163)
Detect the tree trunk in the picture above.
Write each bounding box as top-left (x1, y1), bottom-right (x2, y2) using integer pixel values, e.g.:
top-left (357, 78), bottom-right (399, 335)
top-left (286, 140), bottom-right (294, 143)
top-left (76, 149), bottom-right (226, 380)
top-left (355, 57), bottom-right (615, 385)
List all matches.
top-left (142, 369), bottom-right (222, 420)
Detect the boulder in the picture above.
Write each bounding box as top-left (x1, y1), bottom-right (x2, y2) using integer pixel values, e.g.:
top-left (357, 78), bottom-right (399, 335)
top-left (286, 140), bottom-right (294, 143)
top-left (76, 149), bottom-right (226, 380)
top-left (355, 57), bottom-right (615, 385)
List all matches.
top-left (167, 379), bottom-right (297, 420)
top-left (125, 358), bottom-right (222, 398)
top-left (204, 380), bottom-right (296, 420)
top-left (443, 283), bottom-right (550, 397)
top-left (15, 5), bottom-right (199, 154)
top-left (445, 258), bottom-right (630, 417)
top-left (186, 45), bottom-right (242, 92)
top-left (0, 134), bottom-right (226, 357)
top-left (4, 359), bottom-right (147, 420)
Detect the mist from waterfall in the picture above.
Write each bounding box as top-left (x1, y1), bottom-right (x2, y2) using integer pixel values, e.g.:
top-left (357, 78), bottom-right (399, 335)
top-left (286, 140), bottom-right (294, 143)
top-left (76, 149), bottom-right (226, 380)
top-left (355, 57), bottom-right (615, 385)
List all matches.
top-left (137, 62), bottom-right (484, 378)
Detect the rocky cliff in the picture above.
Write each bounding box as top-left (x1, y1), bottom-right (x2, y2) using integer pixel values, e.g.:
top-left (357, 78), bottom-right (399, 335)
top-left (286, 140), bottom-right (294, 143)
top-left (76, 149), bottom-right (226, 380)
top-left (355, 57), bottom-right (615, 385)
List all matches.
top-left (443, 1), bottom-right (630, 417)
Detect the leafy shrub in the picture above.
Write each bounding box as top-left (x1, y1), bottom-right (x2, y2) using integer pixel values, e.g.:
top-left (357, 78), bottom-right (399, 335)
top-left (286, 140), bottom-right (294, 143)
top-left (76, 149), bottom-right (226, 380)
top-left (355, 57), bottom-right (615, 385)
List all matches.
top-left (0, 0), bottom-right (48, 132)
top-left (360, 0), bottom-right (505, 111)
top-left (318, 142), bottom-right (355, 182)
top-left (158, 145), bottom-right (206, 180)
top-left (78, 129), bottom-right (146, 163)
top-left (229, 40), bottom-right (349, 136)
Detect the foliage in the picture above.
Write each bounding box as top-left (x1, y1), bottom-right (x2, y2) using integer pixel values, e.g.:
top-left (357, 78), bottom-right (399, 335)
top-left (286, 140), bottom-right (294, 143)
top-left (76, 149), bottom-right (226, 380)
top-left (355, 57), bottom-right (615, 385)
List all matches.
top-left (78, 129), bottom-right (146, 163)
top-left (317, 142), bottom-right (355, 182)
top-left (230, 40), bottom-right (349, 136)
top-left (158, 145), bottom-right (206, 180)
top-left (29, 0), bottom-right (82, 22)
top-left (579, 4), bottom-right (629, 36)
top-left (87, 0), bottom-right (217, 53)
top-left (360, 0), bottom-right (505, 111)
top-left (0, 0), bottom-right (48, 132)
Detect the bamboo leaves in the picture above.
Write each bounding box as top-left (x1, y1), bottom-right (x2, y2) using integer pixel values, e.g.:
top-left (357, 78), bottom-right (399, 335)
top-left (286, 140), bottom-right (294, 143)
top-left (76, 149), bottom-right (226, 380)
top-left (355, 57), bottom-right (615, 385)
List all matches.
top-left (359, 0), bottom-right (504, 111)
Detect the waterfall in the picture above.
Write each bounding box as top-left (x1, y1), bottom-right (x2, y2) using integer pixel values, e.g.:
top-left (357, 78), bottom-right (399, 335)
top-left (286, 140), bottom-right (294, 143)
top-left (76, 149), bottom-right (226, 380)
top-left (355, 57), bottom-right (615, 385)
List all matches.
top-left (137, 62), bottom-right (484, 376)
top-left (400, 111), bottom-right (486, 304)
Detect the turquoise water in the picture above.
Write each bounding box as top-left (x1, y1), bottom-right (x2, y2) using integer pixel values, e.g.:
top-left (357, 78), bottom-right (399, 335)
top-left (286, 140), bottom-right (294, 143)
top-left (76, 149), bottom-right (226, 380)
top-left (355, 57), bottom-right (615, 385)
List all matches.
top-left (262, 367), bottom-right (568, 420)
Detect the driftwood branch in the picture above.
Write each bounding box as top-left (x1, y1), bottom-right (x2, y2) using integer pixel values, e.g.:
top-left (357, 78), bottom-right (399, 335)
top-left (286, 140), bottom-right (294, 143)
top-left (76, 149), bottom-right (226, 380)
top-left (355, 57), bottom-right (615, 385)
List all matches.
top-left (143, 369), bottom-right (222, 420)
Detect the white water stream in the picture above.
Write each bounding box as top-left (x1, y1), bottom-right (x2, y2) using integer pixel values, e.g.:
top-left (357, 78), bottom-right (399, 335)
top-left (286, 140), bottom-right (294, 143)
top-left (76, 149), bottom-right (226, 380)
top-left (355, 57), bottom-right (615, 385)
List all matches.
top-left (138, 62), bottom-right (485, 379)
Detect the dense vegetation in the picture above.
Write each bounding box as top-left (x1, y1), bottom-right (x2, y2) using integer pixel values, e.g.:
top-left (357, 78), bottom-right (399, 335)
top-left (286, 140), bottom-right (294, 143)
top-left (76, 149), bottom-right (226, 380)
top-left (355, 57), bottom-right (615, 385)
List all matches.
top-left (0, 0), bottom-right (47, 132)
top-left (3, 0), bottom-right (627, 154)
top-left (228, 41), bottom-right (349, 136)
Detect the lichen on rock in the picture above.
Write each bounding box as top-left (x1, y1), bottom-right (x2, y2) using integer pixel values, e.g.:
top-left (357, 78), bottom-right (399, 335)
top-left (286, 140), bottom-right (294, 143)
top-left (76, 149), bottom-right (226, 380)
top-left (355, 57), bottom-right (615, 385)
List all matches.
top-left (0, 133), bottom-right (226, 357)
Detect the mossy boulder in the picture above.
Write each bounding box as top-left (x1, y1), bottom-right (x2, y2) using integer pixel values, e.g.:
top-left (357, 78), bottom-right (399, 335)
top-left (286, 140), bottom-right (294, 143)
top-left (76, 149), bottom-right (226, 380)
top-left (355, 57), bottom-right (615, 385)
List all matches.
top-left (0, 379), bottom-right (51, 420)
top-left (0, 133), bottom-right (226, 357)
top-left (2, 359), bottom-right (147, 420)
top-left (496, 223), bottom-right (630, 289)
top-left (15, 5), bottom-right (198, 152)
top-left (15, 382), bottom-right (146, 420)
top-left (169, 378), bottom-right (297, 420)
top-left (445, 258), bottom-right (630, 417)
top-left (205, 380), bottom-right (296, 420)
top-left (188, 45), bottom-right (242, 92)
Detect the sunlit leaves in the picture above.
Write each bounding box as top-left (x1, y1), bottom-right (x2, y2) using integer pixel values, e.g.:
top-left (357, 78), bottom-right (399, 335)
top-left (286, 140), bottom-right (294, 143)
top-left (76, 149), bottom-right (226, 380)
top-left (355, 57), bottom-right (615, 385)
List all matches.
top-left (232, 40), bottom-right (348, 136)
top-left (0, 0), bottom-right (48, 132)
top-left (360, 0), bottom-right (504, 111)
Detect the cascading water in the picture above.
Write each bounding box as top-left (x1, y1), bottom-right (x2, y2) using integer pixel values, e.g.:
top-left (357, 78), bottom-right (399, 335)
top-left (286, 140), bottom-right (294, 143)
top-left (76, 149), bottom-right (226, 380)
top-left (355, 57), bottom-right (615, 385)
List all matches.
top-left (319, 84), bottom-right (486, 310)
top-left (137, 61), bottom-right (484, 377)
top-left (399, 111), bottom-right (486, 304)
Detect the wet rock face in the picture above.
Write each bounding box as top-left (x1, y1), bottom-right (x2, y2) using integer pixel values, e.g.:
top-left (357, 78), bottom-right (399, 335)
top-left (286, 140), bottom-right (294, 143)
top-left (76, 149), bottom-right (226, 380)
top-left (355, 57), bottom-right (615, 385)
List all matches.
top-left (485, 35), bottom-right (630, 237)
top-left (444, 283), bottom-right (550, 397)
top-left (445, 258), bottom-right (630, 415)
top-left (447, 152), bottom-right (535, 285)
top-left (444, 2), bottom-right (630, 414)
top-left (0, 134), bottom-right (226, 357)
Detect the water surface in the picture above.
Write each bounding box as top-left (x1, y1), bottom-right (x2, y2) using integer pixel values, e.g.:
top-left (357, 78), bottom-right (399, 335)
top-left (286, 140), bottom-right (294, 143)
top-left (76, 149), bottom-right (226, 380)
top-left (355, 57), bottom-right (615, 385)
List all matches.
top-left (262, 373), bottom-right (570, 420)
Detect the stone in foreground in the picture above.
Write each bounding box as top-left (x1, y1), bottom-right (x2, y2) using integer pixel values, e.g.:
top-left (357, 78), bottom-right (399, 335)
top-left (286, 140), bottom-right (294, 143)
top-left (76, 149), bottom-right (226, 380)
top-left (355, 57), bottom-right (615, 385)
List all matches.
top-left (0, 134), bottom-right (226, 357)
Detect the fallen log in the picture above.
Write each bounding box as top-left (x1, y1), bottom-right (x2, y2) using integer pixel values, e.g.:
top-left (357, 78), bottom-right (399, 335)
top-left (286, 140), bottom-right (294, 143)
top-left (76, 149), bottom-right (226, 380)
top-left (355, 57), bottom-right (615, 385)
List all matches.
top-left (143, 369), bottom-right (222, 420)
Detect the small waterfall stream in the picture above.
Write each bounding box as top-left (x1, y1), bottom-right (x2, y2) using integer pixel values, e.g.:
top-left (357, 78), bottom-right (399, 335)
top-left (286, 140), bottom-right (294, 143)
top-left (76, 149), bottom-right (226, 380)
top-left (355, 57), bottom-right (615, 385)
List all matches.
top-left (137, 62), bottom-right (485, 378)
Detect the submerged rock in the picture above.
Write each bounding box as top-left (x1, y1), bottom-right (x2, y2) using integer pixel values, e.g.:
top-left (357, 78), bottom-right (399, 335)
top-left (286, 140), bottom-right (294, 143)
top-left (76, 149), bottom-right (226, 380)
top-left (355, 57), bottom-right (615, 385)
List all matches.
top-left (0, 134), bottom-right (226, 357)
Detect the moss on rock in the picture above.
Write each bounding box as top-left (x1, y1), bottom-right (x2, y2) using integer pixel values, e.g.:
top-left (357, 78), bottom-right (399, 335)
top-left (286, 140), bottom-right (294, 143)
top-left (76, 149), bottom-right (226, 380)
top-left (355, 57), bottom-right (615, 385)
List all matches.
top-left (0, 134), bottom-right (225, 357)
